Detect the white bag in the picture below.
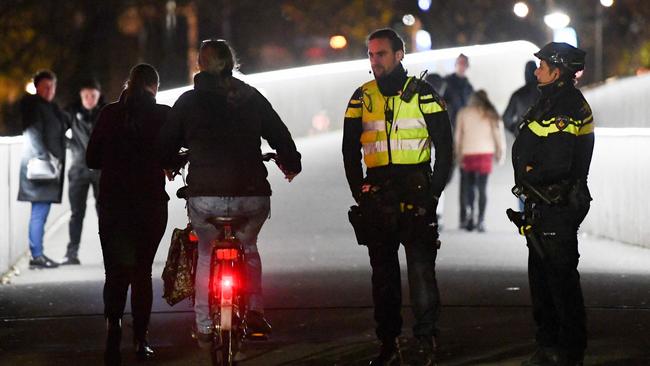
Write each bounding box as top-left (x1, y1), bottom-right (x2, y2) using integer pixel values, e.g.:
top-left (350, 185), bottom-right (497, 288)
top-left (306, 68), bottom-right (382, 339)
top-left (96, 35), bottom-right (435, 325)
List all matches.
top-left (26, 153), bottom-right (61, 181)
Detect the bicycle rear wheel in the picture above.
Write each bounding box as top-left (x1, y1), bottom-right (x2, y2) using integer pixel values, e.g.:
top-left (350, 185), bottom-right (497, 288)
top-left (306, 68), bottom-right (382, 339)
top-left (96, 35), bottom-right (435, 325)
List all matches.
top-left (210, 329), bottom-right (237, 366)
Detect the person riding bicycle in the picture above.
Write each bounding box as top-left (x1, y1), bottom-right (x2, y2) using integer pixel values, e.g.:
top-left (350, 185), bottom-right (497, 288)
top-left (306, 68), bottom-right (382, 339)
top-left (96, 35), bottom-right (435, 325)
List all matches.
top-left (157, 39), bottom-right (302, 348)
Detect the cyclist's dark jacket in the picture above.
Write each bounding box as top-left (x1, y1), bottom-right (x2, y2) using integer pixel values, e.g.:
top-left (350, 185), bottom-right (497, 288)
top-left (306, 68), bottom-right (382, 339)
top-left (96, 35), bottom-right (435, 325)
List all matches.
top-left (158, 72), bottom-right (301, 197)
top-left (511, 78), bottom-right (594, 195)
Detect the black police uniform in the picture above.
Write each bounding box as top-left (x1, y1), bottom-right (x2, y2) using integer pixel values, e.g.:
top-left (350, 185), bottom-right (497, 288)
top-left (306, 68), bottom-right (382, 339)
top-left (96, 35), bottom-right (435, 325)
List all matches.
top-left (512, 73), bottom-right (594, 362)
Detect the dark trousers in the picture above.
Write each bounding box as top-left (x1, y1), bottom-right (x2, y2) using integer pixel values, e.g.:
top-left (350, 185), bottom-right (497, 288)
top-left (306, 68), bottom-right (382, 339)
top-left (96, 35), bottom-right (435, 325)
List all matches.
top-left (460, 170), bottom-right (489, 224)
top-left (368, 223), bottom-right (441, 341)
top-left (527, 226), bottom-right (586, 358)
top-left (458, 167), bottom-right (466, 224)
top-left (67, 167), bottom-right (100, 258)
top-left (99, 202), bottom-right (167, 340)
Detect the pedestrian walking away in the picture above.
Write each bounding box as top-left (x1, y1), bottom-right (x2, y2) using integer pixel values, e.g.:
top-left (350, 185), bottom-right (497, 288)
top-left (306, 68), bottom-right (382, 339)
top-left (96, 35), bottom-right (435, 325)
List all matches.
top-left (454, 90), bottom-right (505, 232)
top-left (343, 28), bottom-right (453, 366)
top-left (443, 53), bottom-right (474, 229)
top-left (86, 64), bottom-right (170, 365)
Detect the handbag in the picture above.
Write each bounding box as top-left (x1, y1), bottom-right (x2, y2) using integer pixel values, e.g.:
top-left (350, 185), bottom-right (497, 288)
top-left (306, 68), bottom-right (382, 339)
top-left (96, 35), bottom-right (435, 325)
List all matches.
top-left (26, 153), bottom-right (61, 181)
top-left (162, 225), bottom-right (198, 306)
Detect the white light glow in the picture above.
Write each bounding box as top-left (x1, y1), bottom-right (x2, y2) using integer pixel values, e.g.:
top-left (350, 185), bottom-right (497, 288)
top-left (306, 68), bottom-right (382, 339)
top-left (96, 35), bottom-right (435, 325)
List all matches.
top-left (513, 2), bottom-right (529, 18)
top-left (418, 0), bottom-right (431, 11)
top-left (544, 12), bottom-right (571, 30)
top-left (415, 30), bottom-right (432, 51)
top-left (222, 276), bottom-right (233, 288)
top-left (600, 0), bottom-right (614, 7)
top-left (25, 82), bottom-right (36, 95)
top-left (402, 14), bottom-right (416, 26)
top-left (553, 27), bottom-right (578, 47)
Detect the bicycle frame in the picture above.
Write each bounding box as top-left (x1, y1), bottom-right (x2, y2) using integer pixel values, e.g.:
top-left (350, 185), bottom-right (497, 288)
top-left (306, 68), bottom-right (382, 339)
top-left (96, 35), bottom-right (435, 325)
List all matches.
top-left (208, 221), bottom-right (247, 366)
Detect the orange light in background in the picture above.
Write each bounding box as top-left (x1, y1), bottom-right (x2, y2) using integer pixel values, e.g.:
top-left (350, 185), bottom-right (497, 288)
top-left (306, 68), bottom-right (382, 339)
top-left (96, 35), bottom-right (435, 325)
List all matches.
top-left (329, 35), bottom-right (347, 49)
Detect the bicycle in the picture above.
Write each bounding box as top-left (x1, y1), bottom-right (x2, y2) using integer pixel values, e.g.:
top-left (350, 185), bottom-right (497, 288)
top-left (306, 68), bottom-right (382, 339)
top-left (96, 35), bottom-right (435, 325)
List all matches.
top-left (174, 152), bottom-right (280, 366)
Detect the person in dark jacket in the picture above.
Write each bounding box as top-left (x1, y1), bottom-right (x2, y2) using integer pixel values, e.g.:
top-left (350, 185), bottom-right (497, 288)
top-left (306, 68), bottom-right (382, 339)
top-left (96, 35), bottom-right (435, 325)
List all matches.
top-left (443, 54), bottom-right (474, 130)
top-left (86, 64), bottom-right (170, 365)
top-left (512, 43), bottom-right (594, 366)
top-left (62, 79), bottom-right (105, 265)
top-left (17, 70), bottom-right (69, 269)
top-left (157, 39), bottom-right (302, 348)
top-left (503, 61), bottom-right (540, 136)
top-left (443, 54), bottom-right (474, 229)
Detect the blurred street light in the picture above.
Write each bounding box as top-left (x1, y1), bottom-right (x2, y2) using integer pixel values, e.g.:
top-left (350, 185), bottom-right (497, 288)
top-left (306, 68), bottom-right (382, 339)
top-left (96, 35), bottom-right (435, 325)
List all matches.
top-left (415, 30), bottom-right (432, 51)
top-left (25, 82), bottom-right (36, 95)
top-left (600, 0), bottom-right (614, 7)
top-left (513, 2), bottom-right (529, 18)
top-left (554, 27), bottom-right (578, 46)
top-left (544, 11), bottom-right (570, 30)
top-left (329, 35), bottom-right (347, 49)
top-left (402, 14), bottom-right (416, 26)
top-left (418, 0), bottom-right (431, 12)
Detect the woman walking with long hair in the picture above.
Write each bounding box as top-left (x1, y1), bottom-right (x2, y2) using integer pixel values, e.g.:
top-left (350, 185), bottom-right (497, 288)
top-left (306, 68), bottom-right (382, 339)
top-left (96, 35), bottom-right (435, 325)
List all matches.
top-left (87, 64), bottom-right (170, 365)
top-left (454, 90), bottom-right (505, 232)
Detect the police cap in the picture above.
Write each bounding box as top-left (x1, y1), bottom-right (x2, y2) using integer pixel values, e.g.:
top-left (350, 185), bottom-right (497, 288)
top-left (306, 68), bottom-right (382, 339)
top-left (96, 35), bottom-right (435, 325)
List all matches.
top-left (534, 42), bottom-right (586, 73)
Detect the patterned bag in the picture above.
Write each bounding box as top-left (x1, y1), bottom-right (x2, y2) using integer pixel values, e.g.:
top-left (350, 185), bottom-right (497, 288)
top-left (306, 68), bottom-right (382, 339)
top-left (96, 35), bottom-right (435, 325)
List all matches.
top-left (162, 225), bottom-right (198, 306)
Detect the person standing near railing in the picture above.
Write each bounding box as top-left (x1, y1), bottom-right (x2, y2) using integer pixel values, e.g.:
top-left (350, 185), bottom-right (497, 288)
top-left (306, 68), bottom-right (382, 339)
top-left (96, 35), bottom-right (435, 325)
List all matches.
top-left (62, 78), bottom-right (105, 265)
top-left (17, 70), bottom-right (69, 269)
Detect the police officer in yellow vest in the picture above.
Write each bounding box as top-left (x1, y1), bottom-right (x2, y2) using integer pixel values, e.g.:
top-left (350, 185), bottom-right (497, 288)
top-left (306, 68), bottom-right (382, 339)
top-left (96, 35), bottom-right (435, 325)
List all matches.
top-left (343, 28), bottom-right (453, 366)
top-left (511, 42), bottom-right (594, 366)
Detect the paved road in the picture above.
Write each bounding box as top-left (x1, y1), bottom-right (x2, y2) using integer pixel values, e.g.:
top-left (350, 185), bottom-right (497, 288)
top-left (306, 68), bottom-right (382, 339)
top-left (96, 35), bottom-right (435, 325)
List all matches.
top-left (1, 131), bottom-right (649, 365)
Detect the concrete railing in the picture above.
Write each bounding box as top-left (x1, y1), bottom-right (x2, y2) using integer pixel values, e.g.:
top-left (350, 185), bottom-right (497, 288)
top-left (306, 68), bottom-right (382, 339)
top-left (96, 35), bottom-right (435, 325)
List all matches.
top-left (581, 129), bottom-right (650, 249)
top-left (583, 73), bottom-right (650, 128)
top-left (0, 137), bottom-right (71, 275)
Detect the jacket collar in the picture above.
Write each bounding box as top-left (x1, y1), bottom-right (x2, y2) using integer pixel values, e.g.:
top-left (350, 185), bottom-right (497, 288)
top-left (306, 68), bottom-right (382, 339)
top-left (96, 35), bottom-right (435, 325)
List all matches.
top-left (376, 63), bottom-right (408, 96)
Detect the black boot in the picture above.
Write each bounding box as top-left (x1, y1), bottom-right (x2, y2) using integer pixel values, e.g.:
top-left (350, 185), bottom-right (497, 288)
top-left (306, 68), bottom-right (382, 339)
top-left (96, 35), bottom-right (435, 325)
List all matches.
top-left (521, 347), bottom-right (560, 366)
top-left (134, 338), bottom-right (155, 361)
top-left (104, 318), bottom-right (122, 366)
top-left (369, 338), bottom-right (402, 366)
top-left (134, 321), bottom-right (155, 361)
top-left (413, 336), bottom-right (437, 366)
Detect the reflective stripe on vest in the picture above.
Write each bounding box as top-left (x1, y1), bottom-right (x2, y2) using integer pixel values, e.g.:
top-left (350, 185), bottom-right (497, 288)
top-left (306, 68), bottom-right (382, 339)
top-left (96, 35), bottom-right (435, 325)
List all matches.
top-left (526, 114), bottom-right (594, 137)
top-left (359, 78), bottom-right (432, 167)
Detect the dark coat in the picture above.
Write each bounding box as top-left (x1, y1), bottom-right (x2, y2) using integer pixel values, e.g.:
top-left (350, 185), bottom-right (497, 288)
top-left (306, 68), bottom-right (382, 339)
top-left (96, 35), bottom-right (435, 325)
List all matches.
top-left (442, 73), bottom-right (473, 127)
top-left (86, 91), bottom-right (170, 207)
top-left (17, 94), bottom-right (69, 203)
top-left (157, 72), bottom-right (302, 197)
top-left (503, 61), bottom-right (540, 136)
top-left (66, 99), bottom-right (105, 169)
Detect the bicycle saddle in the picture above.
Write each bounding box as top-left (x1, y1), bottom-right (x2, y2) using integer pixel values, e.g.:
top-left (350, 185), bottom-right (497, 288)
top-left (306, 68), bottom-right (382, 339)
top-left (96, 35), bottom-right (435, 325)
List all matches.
top-left (206, 216), bottom-right (248, 229)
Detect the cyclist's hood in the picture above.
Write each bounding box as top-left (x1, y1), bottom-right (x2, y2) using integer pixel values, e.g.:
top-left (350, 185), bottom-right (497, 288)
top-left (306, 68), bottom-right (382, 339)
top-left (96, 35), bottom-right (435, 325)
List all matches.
top-left (193, 71), bottom-right (255, 108)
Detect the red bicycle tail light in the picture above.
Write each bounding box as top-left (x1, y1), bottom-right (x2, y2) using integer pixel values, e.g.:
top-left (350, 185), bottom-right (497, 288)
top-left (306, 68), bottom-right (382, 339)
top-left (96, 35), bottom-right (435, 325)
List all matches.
top-left (188, 231), bottom-right (199, 243)
top-left (221, 275), bottom-right (234, 289)
top-left (216, 248), bottom-right (238, 260)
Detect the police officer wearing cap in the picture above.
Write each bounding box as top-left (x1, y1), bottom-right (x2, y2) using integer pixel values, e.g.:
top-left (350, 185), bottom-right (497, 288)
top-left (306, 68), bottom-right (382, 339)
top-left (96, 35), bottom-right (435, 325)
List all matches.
top-left (511, 42), bottom-right (594, 366)
top-left (343, 28), bottom-right (453, 366)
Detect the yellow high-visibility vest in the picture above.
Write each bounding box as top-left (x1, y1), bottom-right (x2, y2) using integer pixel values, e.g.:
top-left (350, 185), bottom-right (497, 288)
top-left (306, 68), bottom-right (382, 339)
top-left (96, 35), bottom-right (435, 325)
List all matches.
top-left (346, 77), bottom-right (444, 168)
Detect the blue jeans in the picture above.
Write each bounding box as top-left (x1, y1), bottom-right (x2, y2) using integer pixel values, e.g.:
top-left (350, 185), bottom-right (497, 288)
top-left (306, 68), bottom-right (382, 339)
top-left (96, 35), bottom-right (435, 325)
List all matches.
top-left (188, 196), bottom-right (270, 334)
top-left (29, 202), bottom-right (52, 258)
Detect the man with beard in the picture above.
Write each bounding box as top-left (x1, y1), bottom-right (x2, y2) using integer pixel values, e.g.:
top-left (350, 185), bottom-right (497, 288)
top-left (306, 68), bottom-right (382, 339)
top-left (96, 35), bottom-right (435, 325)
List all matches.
top-left (342, 28), bottom-right (453, 366)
